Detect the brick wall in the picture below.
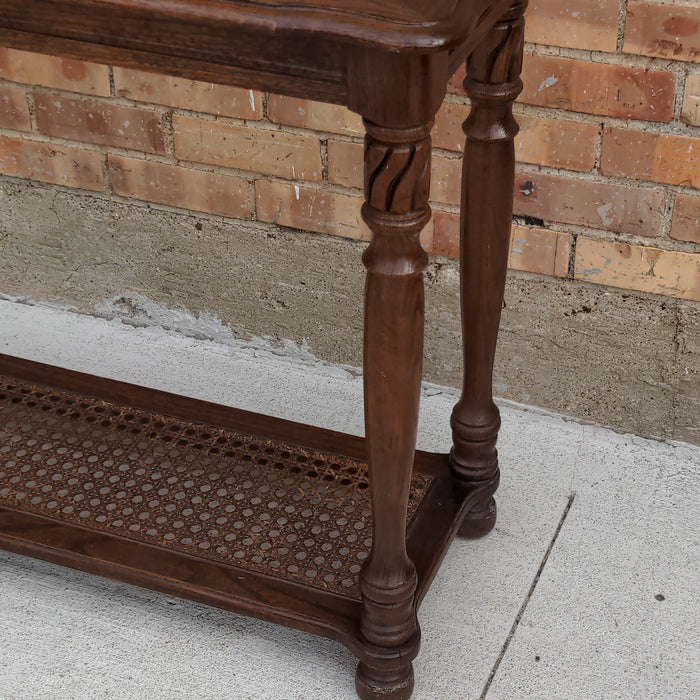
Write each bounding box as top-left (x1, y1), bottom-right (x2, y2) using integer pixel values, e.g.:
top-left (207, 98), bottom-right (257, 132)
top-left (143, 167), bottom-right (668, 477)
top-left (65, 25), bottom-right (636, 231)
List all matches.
top-left (0, 0), bottom-right (698, 302)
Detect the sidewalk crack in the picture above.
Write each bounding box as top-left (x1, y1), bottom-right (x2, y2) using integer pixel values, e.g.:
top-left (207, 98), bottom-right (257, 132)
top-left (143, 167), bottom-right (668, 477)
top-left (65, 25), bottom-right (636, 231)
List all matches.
top-left (480, 493), bottom-right (576, 699)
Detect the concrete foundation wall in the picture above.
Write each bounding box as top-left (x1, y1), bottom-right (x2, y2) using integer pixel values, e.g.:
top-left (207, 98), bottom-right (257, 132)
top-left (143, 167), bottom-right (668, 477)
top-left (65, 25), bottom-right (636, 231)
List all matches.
top-left (2, 178), bottom-right (698, 444)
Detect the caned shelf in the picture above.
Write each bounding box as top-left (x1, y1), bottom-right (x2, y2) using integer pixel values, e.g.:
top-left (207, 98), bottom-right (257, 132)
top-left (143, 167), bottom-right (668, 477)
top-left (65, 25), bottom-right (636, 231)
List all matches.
top-left (0, 354), bottom-right (477, 655)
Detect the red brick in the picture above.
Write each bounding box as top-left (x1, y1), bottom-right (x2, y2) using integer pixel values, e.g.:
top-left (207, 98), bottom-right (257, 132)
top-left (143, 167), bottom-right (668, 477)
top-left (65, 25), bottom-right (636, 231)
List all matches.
top-left (513, 171), bottom-right (666, 238)
top-left (0, 84), bottom-right (30, 131)
top-left (34, 92), bottom-right (166, 154)
top-left (432, 101), bottom-right (468, 152)
top-left (681, 73), bottom-right (700, 126)
top-left (448, 64), bottom-right (468, 96)
top-left (108, 155), bottom-right (253, 219)
top-left (431, 210), bottom-right (460, 257)
top-left (525, 0), bottom-right (619, 52)
top-left (575, 237), bottom-right (700, 301)
top-left (671, 194), bottom-right (700, 244)
top-left (509, 224), bottom-right (572, 276)
top-left (255, 180), bottom-right (368, 239)
top-left (431, 210), bottom-right (571, 277)
top-left (327, 139), bottom-right (362, 188)
top-left (431, 156), bottom-right (461, 206)
top-left (267, 95), bottom-right (363, 136)
top-left (433, 103), bottom-right (597, 171)
top-left (113, 68), bottom-right (263, 120)
top-left (624, 1), bottom-right (700, 63)
top-left (0, 48), bottom-right (110, 96)
top-left (515, 115), bottom-right (598, 171)
top-left (519, 54), bottom-right (676, 122)
top-left (450, 55), bottom-right (676, 121)
top-left (0, 135), bottom-right (104, 190)
top-left (174, 115), bottom-right (322, 181)
top-left (601, 127), bottom-right (700, 188)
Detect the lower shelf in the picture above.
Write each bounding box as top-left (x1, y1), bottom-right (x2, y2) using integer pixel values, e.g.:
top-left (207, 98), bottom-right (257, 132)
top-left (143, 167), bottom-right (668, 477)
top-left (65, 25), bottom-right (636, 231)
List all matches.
top-left (0, 353), bottom-right (477, 655)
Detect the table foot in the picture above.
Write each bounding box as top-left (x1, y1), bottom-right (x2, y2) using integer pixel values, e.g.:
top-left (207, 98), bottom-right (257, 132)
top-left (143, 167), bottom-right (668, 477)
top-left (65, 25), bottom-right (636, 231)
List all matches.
top-left (355, 662), bottom-right (414, 700)
top-left (458, 497), bottom-right (497, 539)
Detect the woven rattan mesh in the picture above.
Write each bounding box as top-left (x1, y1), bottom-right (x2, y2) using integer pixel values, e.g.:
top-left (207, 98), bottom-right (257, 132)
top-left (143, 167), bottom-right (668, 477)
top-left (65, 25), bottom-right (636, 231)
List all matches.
top-left (0, 378), bottom-right (431, 598)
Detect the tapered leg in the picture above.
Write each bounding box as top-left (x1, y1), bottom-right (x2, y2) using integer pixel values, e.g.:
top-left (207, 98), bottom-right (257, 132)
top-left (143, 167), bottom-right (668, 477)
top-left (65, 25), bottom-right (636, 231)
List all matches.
top-left (355, 121), bottom-right (432, 700)
top-left (450, 1), bottom-right (527, 538)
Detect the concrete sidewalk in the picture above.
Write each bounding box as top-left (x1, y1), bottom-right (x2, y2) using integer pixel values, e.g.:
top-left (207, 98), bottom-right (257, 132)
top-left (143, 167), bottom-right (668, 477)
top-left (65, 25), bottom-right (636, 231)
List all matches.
top-left (1, 299), bottom-right (698, 700)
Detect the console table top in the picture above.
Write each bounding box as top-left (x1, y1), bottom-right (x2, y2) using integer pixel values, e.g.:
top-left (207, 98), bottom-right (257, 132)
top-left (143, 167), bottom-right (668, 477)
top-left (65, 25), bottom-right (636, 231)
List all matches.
top-left (0, 0), bottom-right (510, 107)
top-left (3, 0), bottom-right (503, 50)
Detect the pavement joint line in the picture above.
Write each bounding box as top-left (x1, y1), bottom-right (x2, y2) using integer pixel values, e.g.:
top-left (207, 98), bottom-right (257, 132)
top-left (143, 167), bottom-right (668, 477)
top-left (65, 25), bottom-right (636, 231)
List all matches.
top-left (479, 492), bottom-right (576, 699)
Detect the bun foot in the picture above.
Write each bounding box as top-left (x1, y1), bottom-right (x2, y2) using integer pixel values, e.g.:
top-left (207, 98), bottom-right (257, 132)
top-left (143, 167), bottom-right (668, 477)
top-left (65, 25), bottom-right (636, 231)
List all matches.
top-left (458, 497), bottom-right (497, 539)
top-left (355, 662), bottom-right (414, 700)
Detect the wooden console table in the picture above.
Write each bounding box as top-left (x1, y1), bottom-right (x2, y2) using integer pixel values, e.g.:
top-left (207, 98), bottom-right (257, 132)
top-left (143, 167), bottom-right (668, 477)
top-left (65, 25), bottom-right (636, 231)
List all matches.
top-left (0, 1), bottom-right (526, 697)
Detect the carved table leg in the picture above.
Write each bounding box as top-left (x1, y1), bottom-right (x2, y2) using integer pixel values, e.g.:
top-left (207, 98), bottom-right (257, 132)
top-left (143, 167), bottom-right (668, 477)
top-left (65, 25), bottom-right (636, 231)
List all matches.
top-left (450, 1), bottom-right (527, 538)
top-left (355, 121), bottom-right (432, 700)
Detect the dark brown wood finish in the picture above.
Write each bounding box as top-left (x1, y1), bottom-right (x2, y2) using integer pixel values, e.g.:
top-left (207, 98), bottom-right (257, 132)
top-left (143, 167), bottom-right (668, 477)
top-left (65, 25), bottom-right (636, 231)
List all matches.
top-left (356, 120), bottom-right (433, 699)
top-left (0, 0), bottom-right (511, 103)
top-left (450, 0), bottom-right (527, 538)
top-left (0, 1), bottom-right (526, 697)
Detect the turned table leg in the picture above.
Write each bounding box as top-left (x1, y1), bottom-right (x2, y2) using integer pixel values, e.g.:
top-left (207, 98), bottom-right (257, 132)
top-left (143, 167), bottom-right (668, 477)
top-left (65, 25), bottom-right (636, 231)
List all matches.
top-left (450, 1), bottom-right (527, 538)
top-left (355, 120), bottom-right (432, 700)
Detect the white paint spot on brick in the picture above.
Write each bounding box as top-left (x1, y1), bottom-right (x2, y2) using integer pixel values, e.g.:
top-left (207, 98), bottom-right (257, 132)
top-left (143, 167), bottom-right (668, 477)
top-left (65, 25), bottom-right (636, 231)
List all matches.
top-left (248, 90), bottom-right (255, 112)
top-left (538, 76), bottom-right (558, 92)
top-left (598, 203), bottom-right (614, 226)
top-left (294, 185), bottom-right (300, 200)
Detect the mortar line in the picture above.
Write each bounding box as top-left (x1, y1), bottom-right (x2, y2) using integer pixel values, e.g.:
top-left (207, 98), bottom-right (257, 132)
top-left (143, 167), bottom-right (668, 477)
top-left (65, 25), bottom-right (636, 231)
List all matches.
top-left (479, 493), bottom-right (576, 700)
top-left (566, 233), bottom-right (578, 280)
